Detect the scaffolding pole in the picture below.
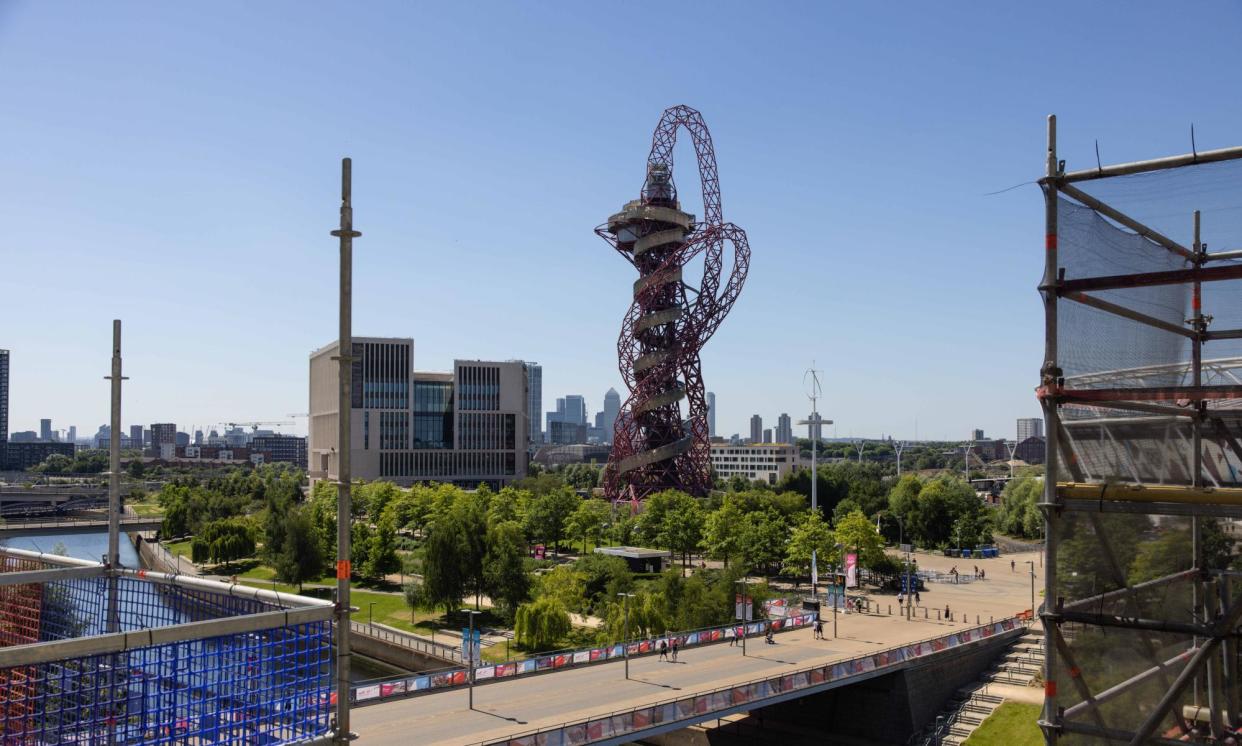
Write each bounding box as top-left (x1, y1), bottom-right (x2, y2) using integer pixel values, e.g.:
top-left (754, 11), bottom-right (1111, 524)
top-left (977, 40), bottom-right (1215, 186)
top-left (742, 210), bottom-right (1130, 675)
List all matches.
top-left (1039, 113), bottom-right (1061, 745)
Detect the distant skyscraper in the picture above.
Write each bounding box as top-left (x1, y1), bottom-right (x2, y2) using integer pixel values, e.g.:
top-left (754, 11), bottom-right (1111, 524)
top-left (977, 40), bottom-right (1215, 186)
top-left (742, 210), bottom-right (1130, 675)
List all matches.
top-left (776, 413), bottom-right (793, 445)
top-left (0, 349), bottom-right (8, 460)
top-left (1017, 418), bottom-right (1043, 442)
top-left (808, 411), bottom-right (824, 443)
top-left (130, 425), bottom-right (144, 449)
top-left (763, 428), bottom-right (773, 443)
top-left (707, 392), bottom-right (716, 438)
top-left (40, 419), bottom-right (51, 442)
top-left (564, 395), bottom-right (587, 426)
top-left (67, 425), bottom-right (76, 445)
top-left (602, 387), bottom-right (620, 442)
top-left (194, 429), bottom-right (204, 446)
top-left (750, 414), bottom-right (763, 444)
top-left (972, 428), bottom-right (985, 441)
top-left (525, 363), bottom-right (542, 446)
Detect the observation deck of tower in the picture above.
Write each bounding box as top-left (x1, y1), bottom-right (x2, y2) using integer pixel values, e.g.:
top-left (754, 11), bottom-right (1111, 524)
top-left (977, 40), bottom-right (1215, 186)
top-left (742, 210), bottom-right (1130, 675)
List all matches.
top-left (599, 105), bottom-right (751, 503)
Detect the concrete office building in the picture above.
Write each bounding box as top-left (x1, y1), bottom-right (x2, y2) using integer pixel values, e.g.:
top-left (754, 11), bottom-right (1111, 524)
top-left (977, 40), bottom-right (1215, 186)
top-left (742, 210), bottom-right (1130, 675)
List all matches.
top-left (251, 434), bottom-right (308, 469)
top-left (130, 425), bottom-right (144, 450)
top-left (710, 442), bottom-right (797, 485)
top-left (972, 428), bottom-right (985, 441)
top-left (309, 337), bottom-right (529, 488)
top-left (40, 419), bottom-right (52, 442)
top-left (4, 441), bottom-right (74, 471)
top-left (749, 414), bottom-right (763, 445)
top-left (1017, 418), bottom-right (1043, 442)
top-left (775, 413), bottom-right (793, 445)
top-left (706, 392), bottom-right (716, 438)
top-left (66, 425), bottom-right (76, 446)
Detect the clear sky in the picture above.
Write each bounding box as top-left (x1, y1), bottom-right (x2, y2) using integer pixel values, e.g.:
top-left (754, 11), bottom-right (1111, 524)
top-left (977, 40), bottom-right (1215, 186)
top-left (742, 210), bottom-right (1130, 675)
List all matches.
top-left (2, 2), bottom-right (1241, 443)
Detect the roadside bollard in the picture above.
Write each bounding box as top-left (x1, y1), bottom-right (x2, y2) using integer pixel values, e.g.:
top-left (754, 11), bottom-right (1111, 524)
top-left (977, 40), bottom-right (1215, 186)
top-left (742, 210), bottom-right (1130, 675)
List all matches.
top-left (976, 615), bottom-right (980, 625)
top-left (925, 608), bottom-right (929, 619)
top-left (888, 604), bottom-right (891, 615)
top-left (936, 609), bottom-right (941, 620)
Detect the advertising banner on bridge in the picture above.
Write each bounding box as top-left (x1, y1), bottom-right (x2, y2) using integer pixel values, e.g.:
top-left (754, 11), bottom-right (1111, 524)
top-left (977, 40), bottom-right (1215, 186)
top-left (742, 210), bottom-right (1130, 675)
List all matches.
top-left (845, 553), bottom-right (858, 588)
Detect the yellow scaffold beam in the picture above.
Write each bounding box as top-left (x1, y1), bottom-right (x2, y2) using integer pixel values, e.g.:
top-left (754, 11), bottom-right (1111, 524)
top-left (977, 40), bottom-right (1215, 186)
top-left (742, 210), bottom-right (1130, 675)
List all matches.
top-left (1058, 481), bottom-right (1242, 506)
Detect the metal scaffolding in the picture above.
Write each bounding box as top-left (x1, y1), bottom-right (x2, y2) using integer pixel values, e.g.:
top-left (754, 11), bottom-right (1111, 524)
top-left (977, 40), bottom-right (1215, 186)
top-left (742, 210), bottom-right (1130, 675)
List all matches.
top-left (1040, 115), bottom-right (1242, 744)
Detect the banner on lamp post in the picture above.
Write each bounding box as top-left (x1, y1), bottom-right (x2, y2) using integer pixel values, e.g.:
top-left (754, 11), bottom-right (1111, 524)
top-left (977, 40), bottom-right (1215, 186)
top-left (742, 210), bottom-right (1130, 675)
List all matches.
top-left (845, 553), bottom-right (858, 588)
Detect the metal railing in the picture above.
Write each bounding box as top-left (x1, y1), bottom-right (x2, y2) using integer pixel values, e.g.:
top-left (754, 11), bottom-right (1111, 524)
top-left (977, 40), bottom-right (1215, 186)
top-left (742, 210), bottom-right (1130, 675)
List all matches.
top-left (471, 616), bottom-right (1025, 746)
top-left (350, 621), bottom-right (463, 663)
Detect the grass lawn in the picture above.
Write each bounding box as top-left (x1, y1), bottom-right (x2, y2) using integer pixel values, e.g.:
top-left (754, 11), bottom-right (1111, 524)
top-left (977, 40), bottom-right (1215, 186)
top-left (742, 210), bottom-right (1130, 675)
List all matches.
top-left (964, 702), bottom-right (1042, 746)
top-left (128, 503), bottom-right (164, 516)
top-left (164, 539), bottom-right (192, 557)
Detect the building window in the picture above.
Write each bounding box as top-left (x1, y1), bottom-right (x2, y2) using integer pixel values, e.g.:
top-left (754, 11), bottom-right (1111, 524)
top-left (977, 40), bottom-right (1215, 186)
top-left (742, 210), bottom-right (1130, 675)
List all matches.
top-left (363, 411), bottom-right (369, 450)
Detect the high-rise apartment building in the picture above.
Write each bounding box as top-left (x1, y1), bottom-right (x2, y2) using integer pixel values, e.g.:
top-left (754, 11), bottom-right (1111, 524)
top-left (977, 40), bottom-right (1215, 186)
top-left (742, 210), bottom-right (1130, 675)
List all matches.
top-left (130, 425), bottom-right (144, 450)
top-left (0, 349), bottom-right (8, 463)
top-left (250, 434), bottom-right (308, 469)
top-left (309, 337), bottom-right (529, 488)
top-left (525, 363), bottom-right (542, 446)
top-left (66, 425), bottom-right (76, 445)
top-left (150, 423), bottom-right (177, 459)
top-left (40, 419), bottom-right (52, 442)
top-left (972, 428), bottom-right (985, 441)
top-left (775, 413), bottom-right (793, 445)
top-left (763, 428), bottom-right (773, 443)
top-left (749, 414), bottom-right (763, 444)
top-left (1017, 418), bottom-right (1043, 442)
top-left (707, 392), bottom-right (716, 438)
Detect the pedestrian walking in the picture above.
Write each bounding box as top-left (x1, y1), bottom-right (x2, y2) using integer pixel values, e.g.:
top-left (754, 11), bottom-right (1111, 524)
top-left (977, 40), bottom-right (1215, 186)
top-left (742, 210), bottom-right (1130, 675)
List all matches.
top-left (814, 619), bottom-right (824, 640)
top-left (671, 637), bottom-right (679, 662)
top-left (729, 628), bottom-right (738, 646)
top-left (765, 628), bottom-right (775, 645)
top-left (1011, 559), bottom-right (1016, 572)
top-left (659, 639), bottom-right (668, 661)
top-left (897, 592), bottom-right (904, 608)
top-left (945, 604), bottom-right (951, 621)
top-left (973, 565), bottom-right (979, 579)
top-left (914, 590), bottom-right (921, 605)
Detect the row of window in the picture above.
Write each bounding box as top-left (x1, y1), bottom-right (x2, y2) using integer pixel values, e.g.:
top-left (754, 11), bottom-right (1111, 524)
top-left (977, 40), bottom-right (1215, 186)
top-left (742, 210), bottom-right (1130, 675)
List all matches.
top-left (351, 342), bottom-right (410, 410)
top-left (380, 450), bottom-right (518, 478)
top-left (458, 365), bottom-right (501, 411)
top-left (380, 411), bottom-right (408, 450)
top-left (458, 413), bottom-right (516, 451)
top-left (414, 381), bottom-right (453, 413)
top-left (711, 456), bottom-right (789, 464)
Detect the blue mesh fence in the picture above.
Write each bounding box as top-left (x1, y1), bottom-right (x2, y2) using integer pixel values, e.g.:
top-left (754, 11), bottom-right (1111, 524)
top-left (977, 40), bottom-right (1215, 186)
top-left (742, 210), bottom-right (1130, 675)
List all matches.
top-left (0, 561), bottom-right (332, 746)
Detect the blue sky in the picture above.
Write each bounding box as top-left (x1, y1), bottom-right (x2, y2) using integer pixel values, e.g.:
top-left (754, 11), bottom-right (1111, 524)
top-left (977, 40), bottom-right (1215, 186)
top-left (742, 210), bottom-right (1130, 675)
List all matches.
top-left (2, 2), bottom-right (1241, 442)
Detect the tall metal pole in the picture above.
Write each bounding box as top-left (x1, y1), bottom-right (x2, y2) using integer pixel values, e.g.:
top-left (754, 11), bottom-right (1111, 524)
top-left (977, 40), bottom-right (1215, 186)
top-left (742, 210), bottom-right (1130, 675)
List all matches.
top-left (1192, 209), bottom-right (1204, 711)
top-left (105, 320), bottom-right (124, 746)
top-left (619, 592), bottom-right (633, 680)
top-left (331, 158), bottom-right (360, 745)
top-left (1038, 113), bottom-right (1062, 745)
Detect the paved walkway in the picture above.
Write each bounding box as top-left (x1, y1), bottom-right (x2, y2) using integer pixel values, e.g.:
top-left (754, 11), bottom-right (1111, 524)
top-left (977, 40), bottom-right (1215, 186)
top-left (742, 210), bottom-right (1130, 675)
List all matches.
top-left (353, 549), bottom-right (1042, 746)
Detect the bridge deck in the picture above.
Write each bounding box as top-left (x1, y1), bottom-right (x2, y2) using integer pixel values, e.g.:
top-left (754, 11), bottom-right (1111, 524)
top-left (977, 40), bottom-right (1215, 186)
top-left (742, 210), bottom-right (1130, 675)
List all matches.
top-left (0, 515), bottom-right (163, 536)
top-left (354, 549), bottom-right (1042, 746)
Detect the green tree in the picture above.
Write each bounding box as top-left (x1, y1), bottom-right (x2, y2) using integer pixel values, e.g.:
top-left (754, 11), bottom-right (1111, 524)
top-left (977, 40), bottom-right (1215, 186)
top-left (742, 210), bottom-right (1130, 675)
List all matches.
top-left (599, 588), bottom-right (668, 642)
top-left (419, 520), bottom-right (467, 613)
top-left (834, 508), bottom-right (885, 568)
top-left (514, 597), bottom-right (572, 651)
top-left (738, 509), bottom-right (787, 574)
top-left (660, 492), bottom-right (706, 573)
top-left (402, 581), bottom-right (423, 623)
top-left (484, 520), bottom-right (531, 618)
top-left (566, 499), bottom-right (609, 554)
top-left (274, 507), bottom-right (324, 591)
top-left (364, 512), bottom-right (402, 582)
top-left (524, 487), bottom-right (578, 557)
top-left (574, 553), bottom-right (634, 612)
top-left (703, 498), bottom-right (744, 568)
top-left (535, 565), bottom-right (587, 612)
top-left (785, 510), bottom-right (837, 580)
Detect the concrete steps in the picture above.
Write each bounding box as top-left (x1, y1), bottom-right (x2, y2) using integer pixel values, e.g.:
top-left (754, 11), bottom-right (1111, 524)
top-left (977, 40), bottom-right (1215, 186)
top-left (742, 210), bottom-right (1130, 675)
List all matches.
top-left (911, 628), bottom-right (1044, 745)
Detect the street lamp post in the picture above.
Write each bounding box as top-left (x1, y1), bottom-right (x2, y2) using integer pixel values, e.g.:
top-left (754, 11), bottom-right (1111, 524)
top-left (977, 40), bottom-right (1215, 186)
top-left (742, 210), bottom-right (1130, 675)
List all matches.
top-left (833, 543), bottom-right (843, 638)
top-left (799, 368), bottom-right (832, 604)
top-left (461, 609), bottom-right (481, 710)
top-left (1025, 561), bottom-right (1036, 621)
top-left (736, 578), bottom-right (749, 657)
top-left (368, 602), bottom-right (376, 627)
top-left (618, 592), bottom-right (634, 680)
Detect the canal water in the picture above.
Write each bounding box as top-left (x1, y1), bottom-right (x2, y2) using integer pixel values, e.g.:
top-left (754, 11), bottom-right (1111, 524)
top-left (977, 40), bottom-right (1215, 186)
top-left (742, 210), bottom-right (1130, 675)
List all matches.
top-left (2, 529), bottom-right (405, 682)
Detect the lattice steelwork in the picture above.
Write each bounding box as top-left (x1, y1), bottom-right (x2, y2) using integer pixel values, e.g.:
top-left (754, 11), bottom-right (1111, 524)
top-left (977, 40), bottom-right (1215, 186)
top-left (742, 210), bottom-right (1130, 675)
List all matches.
top-left (0, 548), bottom-right (332, 746)
top-left (599, 105), bottom-right (751, 502)
top-left (1039, 116), bottom-right (1242, 745)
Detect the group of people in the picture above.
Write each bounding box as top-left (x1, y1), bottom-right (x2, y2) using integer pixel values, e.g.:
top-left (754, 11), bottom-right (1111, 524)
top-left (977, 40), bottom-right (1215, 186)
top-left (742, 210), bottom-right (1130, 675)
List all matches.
top-left (657, 637), bottom-right (680, 662)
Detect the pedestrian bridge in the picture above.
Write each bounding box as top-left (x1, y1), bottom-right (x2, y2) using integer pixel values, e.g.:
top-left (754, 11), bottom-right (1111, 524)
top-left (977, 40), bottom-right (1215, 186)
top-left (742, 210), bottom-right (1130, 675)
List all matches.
top-left (0, 514), bottom-right (164, 537)
top-left (351, 613), bottom-right (1026, 746)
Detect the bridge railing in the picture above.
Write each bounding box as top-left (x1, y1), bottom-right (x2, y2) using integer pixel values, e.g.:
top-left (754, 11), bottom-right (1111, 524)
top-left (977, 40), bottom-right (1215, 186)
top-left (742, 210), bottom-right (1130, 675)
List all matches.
top-left (350, 621), bottom-right (464, 664)
top-left (349, 614), bottom-right (821, 706)
top-left (470, 616), bottom-right (1025, 746)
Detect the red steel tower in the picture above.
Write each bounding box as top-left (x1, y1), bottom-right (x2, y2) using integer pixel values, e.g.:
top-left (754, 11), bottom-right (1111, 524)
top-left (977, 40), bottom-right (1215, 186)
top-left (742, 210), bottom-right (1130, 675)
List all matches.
top-left (599, 105), bottom-right (751, 503)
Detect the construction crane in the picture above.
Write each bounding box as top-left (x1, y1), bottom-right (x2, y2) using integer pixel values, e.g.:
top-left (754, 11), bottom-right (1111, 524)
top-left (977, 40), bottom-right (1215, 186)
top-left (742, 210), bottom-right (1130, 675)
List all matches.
top-left (226, 421), bottom-right (294, 433)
